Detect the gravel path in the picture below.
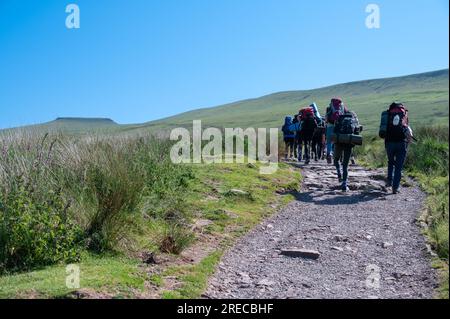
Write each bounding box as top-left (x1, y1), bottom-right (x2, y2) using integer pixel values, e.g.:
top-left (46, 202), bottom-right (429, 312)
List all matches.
top-left (205, 161), bottom-right (438, 299)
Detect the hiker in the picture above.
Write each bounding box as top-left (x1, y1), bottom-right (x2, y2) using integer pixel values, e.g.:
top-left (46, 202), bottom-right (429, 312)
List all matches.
top-left (325, 98), bottom-right (348, 164)
top-left (299, 107), bottom-right (318, 165)
top-left (332, 110), bottom-right (362, 192)
top-left (282, 116), bottom-right (296, 160)
top-left (292, 112), bottom-right (301, 159)
top-left (288, 111), bottom-right (303, 161)
top-left (379, 102), bottom-right (414, 194)
top-left (312, 122), bottom-right (326, 161)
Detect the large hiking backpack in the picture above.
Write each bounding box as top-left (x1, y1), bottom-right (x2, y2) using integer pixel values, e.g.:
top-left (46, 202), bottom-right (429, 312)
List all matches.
top-left (331, 112), bottom-right (363, 146)
top-left (282, 116), bottom-right (295, 138)
top-left (301, 109), bottom-right (318, 131)
top-left (310, 103), bottom-right (323, 122)
top-left (326, 98), bottom-right (347, 124)
top-left (299, 107), bottom-right (314, 119)
top-left (382, 102), bottom-right (409, 141)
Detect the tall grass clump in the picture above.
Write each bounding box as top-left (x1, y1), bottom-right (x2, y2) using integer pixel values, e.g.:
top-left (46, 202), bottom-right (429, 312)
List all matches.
top-left (0, 130), bottom-right (195, 273)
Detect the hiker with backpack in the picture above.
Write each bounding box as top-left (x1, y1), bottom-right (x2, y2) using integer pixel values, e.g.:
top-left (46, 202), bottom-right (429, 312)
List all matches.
top-left (292, 112), bottom-right (301, 159)
top-left (379, 102), bottom-right (414, 194)
top-left (282, 116), bottom-right (296, 160)
top-left (299, 107), bottom-right (318, 165)
top-left (287, 111), bottom-right (303, 161)
top-left (332, 110), bottom-right (363, 192)
top-left (325, 98), bottom-right (348, 164)
top-left (312, 122), bottom-right (326, 161)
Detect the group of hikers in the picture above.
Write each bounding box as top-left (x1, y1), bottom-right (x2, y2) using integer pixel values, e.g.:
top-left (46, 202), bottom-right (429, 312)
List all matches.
top-left (282, 98), bottom-right (414, 194)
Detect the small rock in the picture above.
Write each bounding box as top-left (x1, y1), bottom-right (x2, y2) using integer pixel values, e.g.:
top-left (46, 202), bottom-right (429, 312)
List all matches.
top-left (302, 283), bottom-right (312, 288)
top-left (266, 224), bottom-right (274, 230)
top-left (257, 279), bottom-right (275, 286)
top-left (280, 248), bottom-right (321, 260)
top-left (345, 245), bottom-right (356, 253)
top-left (382, 242), bottom-right (394, 249)
top-left (393, 272), bottom-right (411, 280)
top-left (331, 246), bottom-right (344, 252)
top-left (142, 252), bottom-right (158, 264)
top-left (334, 235), bottom-right (348, 242)
top-left (239, 284), bottom-right (251, 289)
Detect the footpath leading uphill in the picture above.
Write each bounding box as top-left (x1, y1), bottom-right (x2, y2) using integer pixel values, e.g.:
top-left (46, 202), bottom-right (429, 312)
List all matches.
top-left (205, 161), bottom-right (438, 299)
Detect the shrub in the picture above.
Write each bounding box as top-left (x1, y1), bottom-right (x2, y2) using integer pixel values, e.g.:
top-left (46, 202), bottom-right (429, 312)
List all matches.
top-left (0, 178), bottom-right (82, 274)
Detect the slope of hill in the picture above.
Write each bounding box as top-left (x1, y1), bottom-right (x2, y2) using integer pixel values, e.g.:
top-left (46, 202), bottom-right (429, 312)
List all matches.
top-left (144, 69), bottom-right (449, 134)
top-left (2, 69), bottom-right (448, 135)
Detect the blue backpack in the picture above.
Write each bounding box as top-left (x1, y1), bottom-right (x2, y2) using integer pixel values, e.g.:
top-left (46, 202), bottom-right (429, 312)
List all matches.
top-left (282, 117), bottom-right (295, 138)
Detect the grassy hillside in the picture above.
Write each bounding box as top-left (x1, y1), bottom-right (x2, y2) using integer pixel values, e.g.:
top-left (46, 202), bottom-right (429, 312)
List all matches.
top-left (2, 69), bottom-right (448, 136)
top-left (144, 69), bottom-right (449, 134)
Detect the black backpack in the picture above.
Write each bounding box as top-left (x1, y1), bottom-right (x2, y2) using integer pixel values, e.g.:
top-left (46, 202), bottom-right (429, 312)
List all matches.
top-left (386, 103), bottom-right (408, 142)
top-left (335, 112), bottom-right (358, 135)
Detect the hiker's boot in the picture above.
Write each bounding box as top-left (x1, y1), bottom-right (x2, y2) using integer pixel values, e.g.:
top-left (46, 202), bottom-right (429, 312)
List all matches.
top-left (393, 188), bottom-right (400, 195)
top-left (327, 155), bottom-right (332, 164)
top-left (385, 180), bottom-right (392, 188)
top-left (341, 182), bottom-right (349, 192)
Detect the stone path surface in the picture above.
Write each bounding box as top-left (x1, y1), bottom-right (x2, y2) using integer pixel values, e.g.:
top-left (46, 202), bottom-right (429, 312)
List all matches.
top-left (205, 161), bottom-right (438, 299)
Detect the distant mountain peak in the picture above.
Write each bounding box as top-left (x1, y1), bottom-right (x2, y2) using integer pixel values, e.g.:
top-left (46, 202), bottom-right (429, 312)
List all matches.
top-left (54, 117), bottom-right (117, 124)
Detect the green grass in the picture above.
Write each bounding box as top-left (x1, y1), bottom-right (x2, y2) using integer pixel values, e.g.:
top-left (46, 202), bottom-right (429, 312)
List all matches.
top-left (0, 254), bottom-right (146, 298)
top-left (155, 161), bottom-right (300, 299)
top-left (161, 251), bottom-right (223, 299)
top-left (187, 161), bottom-right (300, 232)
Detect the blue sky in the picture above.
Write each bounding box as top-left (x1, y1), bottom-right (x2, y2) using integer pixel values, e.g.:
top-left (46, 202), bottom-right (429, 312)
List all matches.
top-left (0, 0), bottom-right (448, 129)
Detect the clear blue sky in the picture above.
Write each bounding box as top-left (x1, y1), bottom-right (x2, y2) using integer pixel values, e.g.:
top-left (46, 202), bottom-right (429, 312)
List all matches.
top-left (0, 0), bottom-right (448, 129)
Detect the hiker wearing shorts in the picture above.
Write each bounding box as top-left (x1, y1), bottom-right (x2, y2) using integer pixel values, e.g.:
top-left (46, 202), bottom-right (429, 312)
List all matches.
top-left (282, 116), bottom-right (295, 160)
top-left (333, 111), bottom-right (362, 192)
top-left (379, 102), bottom-right (413, 194)
top-left (325, 98), bottom-right (348, 164)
